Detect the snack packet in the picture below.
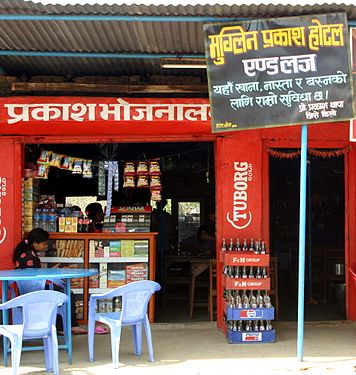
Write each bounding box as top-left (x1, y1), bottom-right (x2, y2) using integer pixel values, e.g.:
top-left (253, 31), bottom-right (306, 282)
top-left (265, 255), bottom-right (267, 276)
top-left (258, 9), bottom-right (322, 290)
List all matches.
top-left (123, 175), bottom-right (135, 188)
top-left (37, 150), bottom-right (52, 164)
top-left (124, 162), bottom-right (136, 174)
top-left (36, 163), bottom-right (50, 179)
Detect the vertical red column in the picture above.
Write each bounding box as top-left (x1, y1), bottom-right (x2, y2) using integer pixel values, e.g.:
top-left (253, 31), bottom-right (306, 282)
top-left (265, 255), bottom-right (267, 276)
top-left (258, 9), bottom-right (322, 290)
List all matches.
top-left (215, 130), bottom-right (263, 328)
top-left (0, 138), bottom-right (22, 271)
top-left (347, 147), bottom-right (356, 320)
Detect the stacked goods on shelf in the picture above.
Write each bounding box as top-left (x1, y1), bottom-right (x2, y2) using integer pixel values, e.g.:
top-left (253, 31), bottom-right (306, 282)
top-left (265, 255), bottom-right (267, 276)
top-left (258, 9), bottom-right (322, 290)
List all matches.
top-left (134, 240), bottom-right (149, 256)
top-left (55, 239), bottom-right (84, 257)
top-left (89, 273), bottom-right (99, 288)
top-left (89, 239), bottom-right (148, 258)
top-left (22, 178), bottom-right (39, 234)
top-left (102, 206), bottom-right (152, 233)
top-left (222, 238), bottom-right (275, 344)
top-left (120, 240), bottom-right (135, 257)
top-left (107, 270), bottom-right (126, 288)
top-left (126, 263), bottom-right (148, 283)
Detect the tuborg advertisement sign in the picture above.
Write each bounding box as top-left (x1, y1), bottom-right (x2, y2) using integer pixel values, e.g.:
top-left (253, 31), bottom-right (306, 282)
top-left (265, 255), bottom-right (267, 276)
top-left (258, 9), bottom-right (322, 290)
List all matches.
top-left (204, 13), bottom-right (355, 133)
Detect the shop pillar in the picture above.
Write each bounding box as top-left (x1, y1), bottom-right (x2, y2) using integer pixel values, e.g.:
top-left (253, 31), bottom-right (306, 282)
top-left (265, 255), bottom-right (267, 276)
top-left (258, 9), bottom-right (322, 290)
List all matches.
top-left (215, 131), bottom-right (263, 328)
top-left (0, 138), bottom-right (23, 271)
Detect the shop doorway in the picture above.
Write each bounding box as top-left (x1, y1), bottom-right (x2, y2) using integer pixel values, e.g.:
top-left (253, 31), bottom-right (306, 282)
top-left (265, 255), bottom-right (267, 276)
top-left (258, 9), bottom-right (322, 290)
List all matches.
top-left (269, 151), bottom-right (345, 321)
top-left (24, 140), bottom-right (215, 323)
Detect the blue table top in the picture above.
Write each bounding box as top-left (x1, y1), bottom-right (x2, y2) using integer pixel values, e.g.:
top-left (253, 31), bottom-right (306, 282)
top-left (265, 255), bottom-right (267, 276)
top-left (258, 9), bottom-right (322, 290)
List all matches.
top-left (0, 268), bottom-right (97, 280)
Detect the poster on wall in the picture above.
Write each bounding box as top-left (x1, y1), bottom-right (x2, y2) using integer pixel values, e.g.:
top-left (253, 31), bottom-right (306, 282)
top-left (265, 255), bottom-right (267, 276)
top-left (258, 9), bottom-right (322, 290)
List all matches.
top-left (349, 27), bottom-right (356, 141)
top-left (204, 13), bottom-right (355, 133)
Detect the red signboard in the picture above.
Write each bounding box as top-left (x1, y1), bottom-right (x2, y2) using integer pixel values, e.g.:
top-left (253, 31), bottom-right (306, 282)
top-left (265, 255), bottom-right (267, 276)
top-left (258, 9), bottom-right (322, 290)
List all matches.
top-left (223, 252), bottom-right (270, 266)
top-left (0, 97), bottom-right (212, 137)
top-left (216, 132), bottom-right (263, 240)
top-left (223, 277), bottom-right (271, 290)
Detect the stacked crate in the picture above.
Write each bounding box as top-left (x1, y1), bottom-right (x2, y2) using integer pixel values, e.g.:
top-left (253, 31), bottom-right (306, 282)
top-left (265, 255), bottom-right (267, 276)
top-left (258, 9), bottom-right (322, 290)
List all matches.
top-left (222, 239), bottom-right (276, 344)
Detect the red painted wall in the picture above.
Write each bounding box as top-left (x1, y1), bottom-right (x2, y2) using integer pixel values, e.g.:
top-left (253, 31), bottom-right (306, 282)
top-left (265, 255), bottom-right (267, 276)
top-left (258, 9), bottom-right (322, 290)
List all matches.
top-left (0, 138), bottom-right (23, 270)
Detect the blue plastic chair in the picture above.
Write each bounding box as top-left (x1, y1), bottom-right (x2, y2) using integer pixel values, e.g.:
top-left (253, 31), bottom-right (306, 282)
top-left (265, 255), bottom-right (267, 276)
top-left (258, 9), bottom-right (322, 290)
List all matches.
top-left (88, 280), bottom-right (161, 368)
top-left (10, 279), bottom-right (67, 337)
top-left (0, 290), bottom-right (68, 375)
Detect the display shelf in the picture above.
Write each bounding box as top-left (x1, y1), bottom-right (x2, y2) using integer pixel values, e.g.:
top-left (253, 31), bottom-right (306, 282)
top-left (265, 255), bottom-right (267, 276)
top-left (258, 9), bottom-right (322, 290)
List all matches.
top-left (48, 232), bottom-right (157, 322)
top-left (221, 239), bottom-right (275, 344)
top-left (227, 330), bottom-right (276, 344)
top-left (226, 307), bottom-right (275, 321)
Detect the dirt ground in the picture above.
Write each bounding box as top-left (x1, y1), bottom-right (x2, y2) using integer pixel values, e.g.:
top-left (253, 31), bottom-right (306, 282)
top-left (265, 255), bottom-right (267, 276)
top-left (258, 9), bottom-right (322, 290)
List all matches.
top-left (1, 320), bottom-right (356, 374)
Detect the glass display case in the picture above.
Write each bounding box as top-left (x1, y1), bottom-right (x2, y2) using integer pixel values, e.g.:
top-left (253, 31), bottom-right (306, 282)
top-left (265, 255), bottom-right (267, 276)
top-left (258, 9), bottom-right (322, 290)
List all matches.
top-left (42, 232), bottom-right (157, 322)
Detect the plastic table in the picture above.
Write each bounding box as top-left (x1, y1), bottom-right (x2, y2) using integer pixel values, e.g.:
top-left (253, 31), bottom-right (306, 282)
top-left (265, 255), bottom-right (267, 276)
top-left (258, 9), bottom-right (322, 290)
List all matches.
top-left (0, 267), bottom-right (98, 366)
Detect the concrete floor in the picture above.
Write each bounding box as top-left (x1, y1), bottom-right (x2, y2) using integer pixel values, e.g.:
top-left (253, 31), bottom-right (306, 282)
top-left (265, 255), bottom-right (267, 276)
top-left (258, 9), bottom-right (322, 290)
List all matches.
top-left (2, 320), bottom-right (356, 375)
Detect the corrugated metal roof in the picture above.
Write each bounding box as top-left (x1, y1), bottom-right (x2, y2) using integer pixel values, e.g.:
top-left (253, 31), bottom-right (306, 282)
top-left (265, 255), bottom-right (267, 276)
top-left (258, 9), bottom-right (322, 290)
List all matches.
top-left (0, 0), bottom-right (354, 79)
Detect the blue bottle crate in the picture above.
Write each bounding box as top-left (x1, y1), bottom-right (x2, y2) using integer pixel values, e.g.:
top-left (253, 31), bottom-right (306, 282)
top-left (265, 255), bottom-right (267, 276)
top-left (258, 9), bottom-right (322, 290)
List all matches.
top-left (226, 329), bottom-right (276, 344)
top-left (226, 307), bottom-right (274, 320)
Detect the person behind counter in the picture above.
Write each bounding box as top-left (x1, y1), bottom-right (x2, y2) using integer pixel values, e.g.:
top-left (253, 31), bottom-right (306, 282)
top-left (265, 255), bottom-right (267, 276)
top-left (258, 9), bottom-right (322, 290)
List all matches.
top-left (85, 202), bottom-right (104, 233)
top-left (12, 228), bottom-right (88, 335)
top-left (180, 225), bottom-right (215, 257)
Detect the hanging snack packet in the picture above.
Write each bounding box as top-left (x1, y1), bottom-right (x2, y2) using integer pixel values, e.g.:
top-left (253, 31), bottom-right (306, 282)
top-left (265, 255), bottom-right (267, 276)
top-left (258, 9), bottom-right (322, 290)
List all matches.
top-left (72, 159), bottom-right (83, 174)
top-left (124, 161), bottom-right (136, 174)
top-left (137, 174), bottom-right (149, 188)
top-left (36, 163), bottom-right (50, 179)
top-left (137, 161), bottom-right (148, 174)
top-left (123, 175), bottom-right (135, 188)
top-left (149, 160), bottom-right (161, 175)
top-left (150, 188), bottom-right (162, 201)
top-left (37, 149), bottom-right (52, 164)
top-left (150, 175), bottom-right (161, 188)
top-left (60, 155), bottom-right (75, 170)
top-left (48, 153), bottom-right (63, 168)
top-left (83, 159), bottom-right (93, 178)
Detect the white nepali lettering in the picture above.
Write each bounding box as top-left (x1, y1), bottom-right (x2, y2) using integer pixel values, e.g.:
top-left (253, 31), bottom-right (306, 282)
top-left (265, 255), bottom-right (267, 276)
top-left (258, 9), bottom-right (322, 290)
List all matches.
top-left (242, 54), bottom-right (316, 77)
top-left (4, 99), bottom-right (211, 124)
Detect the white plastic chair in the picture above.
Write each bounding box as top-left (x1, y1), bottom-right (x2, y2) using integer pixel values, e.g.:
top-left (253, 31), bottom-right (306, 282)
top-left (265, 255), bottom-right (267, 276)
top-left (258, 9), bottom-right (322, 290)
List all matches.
top-left (88, 280), bottom-right (161, 368)
top-left (0, 290), bottom-right (68, 375)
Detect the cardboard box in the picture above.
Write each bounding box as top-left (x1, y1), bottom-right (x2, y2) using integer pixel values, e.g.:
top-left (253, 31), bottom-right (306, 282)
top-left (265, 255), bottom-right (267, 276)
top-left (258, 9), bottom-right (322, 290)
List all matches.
top-left (58, 217), bottom-right (66, 232)
top-left (99, 263), bottom-right (108, 288)
top-left (107, 280), bottom-right (125, 288)
top-left (121, 240), bottom-right (135, 257)
top-left (109, 240), bottom-right (121, 257)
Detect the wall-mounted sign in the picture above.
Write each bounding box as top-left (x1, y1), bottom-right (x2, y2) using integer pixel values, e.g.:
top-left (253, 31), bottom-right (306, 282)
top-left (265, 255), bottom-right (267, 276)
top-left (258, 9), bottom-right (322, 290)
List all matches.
top-left (204, 13), bottom-right (355, 133)
top-left (0, 97), bottom-right (211, 137)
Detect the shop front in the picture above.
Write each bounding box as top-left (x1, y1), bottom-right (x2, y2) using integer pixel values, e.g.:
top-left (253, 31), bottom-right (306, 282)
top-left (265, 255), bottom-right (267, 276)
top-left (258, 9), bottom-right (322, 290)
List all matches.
top-left (0, 96), bottom-right (354, 328)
